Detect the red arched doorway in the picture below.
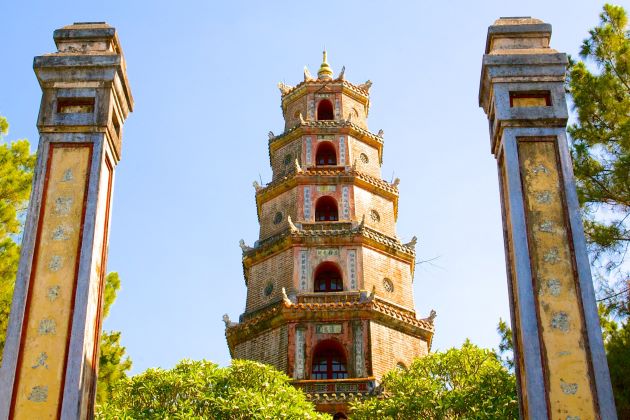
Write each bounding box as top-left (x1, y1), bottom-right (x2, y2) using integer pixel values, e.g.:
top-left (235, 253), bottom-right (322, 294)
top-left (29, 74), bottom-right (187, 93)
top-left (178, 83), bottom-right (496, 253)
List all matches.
top-left (316, 142), bottom-right (337, 166)
top-left (311, 339), bottom-right (348, 379)
top-left (314, 262), bottom-right (343, 292)
top-left (317, 99), bottom-right (334, 120)
top-left (315, 196), bottom-right (338, 222)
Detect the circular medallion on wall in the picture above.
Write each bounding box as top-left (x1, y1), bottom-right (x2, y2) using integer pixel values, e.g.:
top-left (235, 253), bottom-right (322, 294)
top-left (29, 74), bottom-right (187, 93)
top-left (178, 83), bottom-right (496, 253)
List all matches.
top-left (264, 282), bottom-right (274, 297)
top-left (359, 153), bottom-right (369, 164)
top-left (273, 211), bottom-right (283, 225)
top-left (383, 278), bottom-right (394, 293)
top-left (283, 153), bottom-right (292, 166)
top-left (370, 209), bottom-right (381, 222)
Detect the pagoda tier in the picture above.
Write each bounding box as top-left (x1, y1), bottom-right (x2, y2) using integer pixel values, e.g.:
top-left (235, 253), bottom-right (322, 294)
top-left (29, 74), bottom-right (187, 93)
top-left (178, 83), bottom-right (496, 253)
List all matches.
top-left (225, 53), bottom-right (434, 417)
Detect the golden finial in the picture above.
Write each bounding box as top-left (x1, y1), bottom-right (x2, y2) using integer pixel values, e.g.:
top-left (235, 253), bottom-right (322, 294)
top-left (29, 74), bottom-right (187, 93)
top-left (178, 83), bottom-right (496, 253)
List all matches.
top-left (317, 50), bottom-right (333, 80)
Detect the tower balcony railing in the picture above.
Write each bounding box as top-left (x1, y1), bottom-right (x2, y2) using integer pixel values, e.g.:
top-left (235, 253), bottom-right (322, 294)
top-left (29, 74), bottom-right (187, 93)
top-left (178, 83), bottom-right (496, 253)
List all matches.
top-left (299, 221), bottom-right (353, 231)
top-left (292, 377), bottom-right (376, 395)
top-left (296, 291), bottom-right (364, 305)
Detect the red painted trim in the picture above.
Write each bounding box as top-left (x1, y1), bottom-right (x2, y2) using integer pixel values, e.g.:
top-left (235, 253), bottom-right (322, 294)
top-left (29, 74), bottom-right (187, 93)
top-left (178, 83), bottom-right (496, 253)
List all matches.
top-left (9, 142), bottom-right (93, 419)
top-left (87, 151), bottom-right (113, 417)
top-left (58, 142), bottom-right (93, 420)
top-left (9, 144), bottom-right (55, 418)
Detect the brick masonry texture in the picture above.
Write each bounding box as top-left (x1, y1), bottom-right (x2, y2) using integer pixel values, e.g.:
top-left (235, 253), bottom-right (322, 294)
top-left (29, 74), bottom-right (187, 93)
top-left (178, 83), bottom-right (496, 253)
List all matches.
top-left (341, 96), bottom-right (368, 129)
top-left (233, 326), bottom-right (289, 372)
top-left (361, 247), bottom-right (415, 309)
top-left (353, 186), bottom-right (396, 236)
top-left (348, 137), bottom-right (381, 177)
top-left (370, 321), bottom-right (427, 378)
top-left (271, 139), bottom-right (302, 180)
top-left (259, 188), bottom-right (298, 240)
top-left (246, 249), bottom-right (294, 313)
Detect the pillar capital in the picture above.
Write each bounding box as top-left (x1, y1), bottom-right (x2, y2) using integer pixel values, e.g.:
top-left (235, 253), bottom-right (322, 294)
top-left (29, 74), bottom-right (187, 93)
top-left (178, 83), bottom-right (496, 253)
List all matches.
top-left (33, 22), bottom-right (133, 161)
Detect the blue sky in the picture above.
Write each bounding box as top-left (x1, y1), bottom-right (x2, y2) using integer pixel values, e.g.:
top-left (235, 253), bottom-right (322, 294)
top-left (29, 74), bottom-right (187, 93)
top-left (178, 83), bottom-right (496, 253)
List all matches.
top-left (1, 0), bottom-right (619, 374)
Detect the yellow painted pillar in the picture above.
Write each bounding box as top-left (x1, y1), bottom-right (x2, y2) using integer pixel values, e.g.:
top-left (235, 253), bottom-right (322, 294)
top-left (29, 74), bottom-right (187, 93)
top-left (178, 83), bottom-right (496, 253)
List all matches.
top-left (0, 23), bottom-right (133, 419)
top-left (479, 18), bottom-right (616, 419)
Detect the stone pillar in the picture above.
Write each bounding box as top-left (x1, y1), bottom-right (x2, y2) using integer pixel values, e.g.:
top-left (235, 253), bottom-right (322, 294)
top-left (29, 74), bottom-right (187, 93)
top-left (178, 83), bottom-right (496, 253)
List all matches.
top-left (479, 18), bottom-right (616, 419)
top-left (0, 23), bottom-right (133, 419)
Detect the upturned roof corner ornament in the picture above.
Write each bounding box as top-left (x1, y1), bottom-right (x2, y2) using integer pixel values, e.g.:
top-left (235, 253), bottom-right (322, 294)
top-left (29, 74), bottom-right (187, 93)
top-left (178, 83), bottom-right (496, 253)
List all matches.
top-left (358, 80), bottom-right (372, 92)
top-left (352, 214), bottom-right (366, 233)
top-left (222, 314), bottom-right (237, 328)
top-left (277, 82), bottom-right (293, 95)
top-left (336, 65), bottom-right (346, 81)
top-left (299, 112), bottom-right (306, 124)
top-left (294, 158), bottom-right (302, 173)
top-left (369, 285), bottom-right (376, 300)
top-left (252, 181), bottom-right (263, 192)
top-left (404, 236), bottom-right (418, 249)
top-left (268, 131), bottom-right (275, 140)
top-left (287, 215), bottom-right (299, 233)
top-left (281, 287), bottom-right (293, 306)
top-left (377, 129), bottom-right (384, 138)
top-left (239, 239), bottom-right (253, 253)
top-left (424, 309), bottom-right (437, 324)
top-left (392, 178), bottom-right (400, 187)
top-left (304, 66), bottom-right (314, 82)
top-left (346, 111), bottom-right (353, 123)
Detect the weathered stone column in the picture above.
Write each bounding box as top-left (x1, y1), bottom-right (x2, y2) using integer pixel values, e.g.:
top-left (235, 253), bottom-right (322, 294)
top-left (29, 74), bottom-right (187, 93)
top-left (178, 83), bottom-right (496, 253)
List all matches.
top-left (479, 18), bottom-right (616, 419)
top-left (0, 23), bottom-right (133, 419)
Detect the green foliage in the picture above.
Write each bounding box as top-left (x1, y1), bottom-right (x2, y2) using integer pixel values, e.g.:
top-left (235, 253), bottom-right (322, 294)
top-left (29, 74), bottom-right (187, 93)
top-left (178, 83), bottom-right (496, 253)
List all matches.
top-left (496, 318), bottom-right (514, 370)
top-left (350, 340), bottom-right (518, 420)
top-left (102, 271), bottom-right (121, 319)
top-left (96, 272), bottom-right (132, 403)
top-left (0, 116), bottom-right (35, 365)
top-left (95, 359), bottom-right (328, 419)
top-left (598, 304), bottom-right (630, 418)
top-left (567, 4), bottom-right (630, 309)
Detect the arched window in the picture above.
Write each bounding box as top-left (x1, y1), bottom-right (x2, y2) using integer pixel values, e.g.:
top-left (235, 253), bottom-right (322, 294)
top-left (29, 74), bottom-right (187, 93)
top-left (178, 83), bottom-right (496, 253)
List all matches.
top-left (314, 262), bottom-right (343, 292)
top-left (311, 340), bottom-right (348, 379)
top-left (315, 196), bottom-right (338, 222)
top-left (316, 142), bottom-right (337, 166)
top-left (317, 99), bottom-right (334, 120)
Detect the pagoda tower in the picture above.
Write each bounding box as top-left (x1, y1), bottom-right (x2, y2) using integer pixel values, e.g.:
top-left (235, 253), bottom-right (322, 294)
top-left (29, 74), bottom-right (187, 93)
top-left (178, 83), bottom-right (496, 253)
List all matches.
top-left (225, 53), bottom-right (434, 417)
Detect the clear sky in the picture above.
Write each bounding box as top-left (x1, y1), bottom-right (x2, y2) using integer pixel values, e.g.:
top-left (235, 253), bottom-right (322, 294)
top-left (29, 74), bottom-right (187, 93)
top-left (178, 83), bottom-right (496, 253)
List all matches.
top-left (1, 0), bottom-right (621, 374)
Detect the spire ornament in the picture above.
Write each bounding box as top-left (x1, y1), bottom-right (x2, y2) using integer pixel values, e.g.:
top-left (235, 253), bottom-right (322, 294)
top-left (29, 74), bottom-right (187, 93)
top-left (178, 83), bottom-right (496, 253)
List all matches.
top-left (317, 50), bottom-right (334, 80)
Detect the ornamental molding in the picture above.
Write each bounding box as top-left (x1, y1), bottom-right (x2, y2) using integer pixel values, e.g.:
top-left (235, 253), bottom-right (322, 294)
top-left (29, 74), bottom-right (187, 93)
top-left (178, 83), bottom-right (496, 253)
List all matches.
top-left (224, 294), bottom-right (434, 355)
top-left (254, 167), bottom-right (399, 222)
top-left (268, 121), bottom-right (384, 165)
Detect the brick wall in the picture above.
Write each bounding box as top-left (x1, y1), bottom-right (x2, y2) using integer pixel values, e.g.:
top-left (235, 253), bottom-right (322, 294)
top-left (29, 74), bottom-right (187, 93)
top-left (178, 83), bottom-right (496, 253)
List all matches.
top-left (259, 189), bottom-right (297, 240)
top-left (353, 186), bottom-right (396, 236)
top-left (369, 321), bottom-right (427, 379)
top-left (246, 249), bottom-right (294, 313)
top-left (348, 137), bottom-right (380, 178)
top-left (283, 96), bottom-right (308, 131)
top-left (361, 247), bottom-right (414, 309)
top-left (233, 325), bottom-right (289, 372)
top-left (271, 139), bottom-right (302, 180)
top-left (341, 96), bottom-right (368, 129)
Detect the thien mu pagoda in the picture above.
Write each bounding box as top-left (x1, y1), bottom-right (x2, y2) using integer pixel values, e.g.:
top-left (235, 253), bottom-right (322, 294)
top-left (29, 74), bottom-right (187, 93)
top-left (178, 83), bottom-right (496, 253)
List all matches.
top-left (224, 53), bottom-right (435, 418)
